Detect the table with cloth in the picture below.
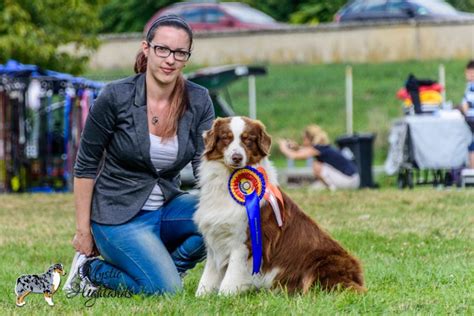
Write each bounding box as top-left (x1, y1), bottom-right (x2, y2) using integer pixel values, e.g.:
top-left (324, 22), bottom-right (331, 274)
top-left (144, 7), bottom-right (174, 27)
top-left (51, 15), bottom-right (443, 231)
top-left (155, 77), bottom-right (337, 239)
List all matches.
top-left (384, 111), bottom-right (472, 187)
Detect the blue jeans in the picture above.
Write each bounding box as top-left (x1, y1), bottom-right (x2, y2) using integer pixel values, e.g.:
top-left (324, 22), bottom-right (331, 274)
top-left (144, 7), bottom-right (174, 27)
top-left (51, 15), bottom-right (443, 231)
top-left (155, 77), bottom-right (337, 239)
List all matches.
top-left (88, 193), bottom-right (206, 295)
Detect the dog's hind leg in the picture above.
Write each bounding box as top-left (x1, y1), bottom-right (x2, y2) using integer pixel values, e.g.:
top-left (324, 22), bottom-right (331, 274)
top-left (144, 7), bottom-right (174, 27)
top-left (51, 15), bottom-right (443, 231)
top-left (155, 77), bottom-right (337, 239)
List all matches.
top-left (15, 291), bottom-right (30, 307)
top-left (44, 291), bottom-right (54, 306)
top-left (312, 252), bottom-right (366, 293)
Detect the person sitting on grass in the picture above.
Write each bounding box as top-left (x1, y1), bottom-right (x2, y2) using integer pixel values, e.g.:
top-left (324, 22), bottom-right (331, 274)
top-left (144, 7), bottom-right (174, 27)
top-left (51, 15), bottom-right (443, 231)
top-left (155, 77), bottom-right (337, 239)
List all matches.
top-left (460, 60), bottom-right (474, 168)
top-left (278, 124), bottom-right (360, 190)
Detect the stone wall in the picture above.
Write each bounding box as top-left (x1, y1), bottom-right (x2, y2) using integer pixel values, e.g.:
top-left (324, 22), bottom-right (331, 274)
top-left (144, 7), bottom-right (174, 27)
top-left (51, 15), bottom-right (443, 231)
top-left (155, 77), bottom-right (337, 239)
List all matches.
top-left (84, 20), bottom-right (474, 69)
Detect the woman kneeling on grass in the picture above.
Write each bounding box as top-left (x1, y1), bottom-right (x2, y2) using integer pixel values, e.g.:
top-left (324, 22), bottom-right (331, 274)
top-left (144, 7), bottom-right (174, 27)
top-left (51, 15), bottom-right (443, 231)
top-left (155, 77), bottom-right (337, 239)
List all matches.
top-left (279, 124), bottom-right (360, 190)
top-left (62, 15), bottom-right (215, 296)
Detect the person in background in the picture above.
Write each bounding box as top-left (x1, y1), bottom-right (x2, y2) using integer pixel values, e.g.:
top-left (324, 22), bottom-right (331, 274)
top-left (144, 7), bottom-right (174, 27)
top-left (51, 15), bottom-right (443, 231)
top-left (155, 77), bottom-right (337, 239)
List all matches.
top-left (62, 15), bottom-right (215, 296)
top-left (460, 60), bottom-right (474, 168)
top-left (279, 124), bottom-right (359, 190)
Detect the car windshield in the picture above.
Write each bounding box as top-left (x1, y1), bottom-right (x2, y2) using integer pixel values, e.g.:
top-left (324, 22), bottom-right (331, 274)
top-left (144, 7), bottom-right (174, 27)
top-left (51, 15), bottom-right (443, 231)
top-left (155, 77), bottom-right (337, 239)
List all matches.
top-left (411, 0), bottom-right (458, 15)
top-left (222, 4), bottom-right (276, 24)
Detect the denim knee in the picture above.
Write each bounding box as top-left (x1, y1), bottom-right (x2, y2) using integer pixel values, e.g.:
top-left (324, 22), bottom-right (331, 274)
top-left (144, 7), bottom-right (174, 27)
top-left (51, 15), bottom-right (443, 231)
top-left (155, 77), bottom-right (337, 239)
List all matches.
top-left (139, 276), bottom-right (182, 296)
top-left (172, 235), bottom-right (206, 273)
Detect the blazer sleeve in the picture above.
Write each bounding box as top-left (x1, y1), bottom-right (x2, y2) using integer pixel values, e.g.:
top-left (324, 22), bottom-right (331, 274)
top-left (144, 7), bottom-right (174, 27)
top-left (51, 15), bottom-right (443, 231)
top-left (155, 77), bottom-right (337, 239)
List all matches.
top-left (74, 85), bottom-right (117, 179)
top-left (191, 92), bottom-right (215, 179)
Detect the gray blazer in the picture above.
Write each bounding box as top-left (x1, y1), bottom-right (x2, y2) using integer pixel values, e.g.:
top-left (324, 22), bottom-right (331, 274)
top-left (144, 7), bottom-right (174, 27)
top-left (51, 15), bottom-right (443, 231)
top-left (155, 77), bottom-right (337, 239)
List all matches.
top-left (74, 73), bottom-right (215, 225)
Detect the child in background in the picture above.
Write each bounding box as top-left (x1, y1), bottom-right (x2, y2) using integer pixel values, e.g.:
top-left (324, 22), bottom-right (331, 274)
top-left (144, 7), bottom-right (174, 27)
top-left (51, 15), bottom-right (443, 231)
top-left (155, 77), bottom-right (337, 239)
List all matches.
top-left (460, 60), bottom-right (474, 168)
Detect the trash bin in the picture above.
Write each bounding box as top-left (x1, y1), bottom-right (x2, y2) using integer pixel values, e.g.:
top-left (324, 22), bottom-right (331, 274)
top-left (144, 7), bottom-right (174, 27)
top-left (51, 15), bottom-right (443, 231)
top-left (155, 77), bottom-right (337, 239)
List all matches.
top-left (336, 133), bottom-right (376, 188)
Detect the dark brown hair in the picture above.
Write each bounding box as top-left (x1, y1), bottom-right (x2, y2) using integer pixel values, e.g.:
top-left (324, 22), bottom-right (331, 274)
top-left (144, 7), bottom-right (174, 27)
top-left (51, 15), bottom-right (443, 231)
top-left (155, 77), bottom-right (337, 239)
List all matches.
top-left (134, 15), bottom-right (193, 138)
top-left (466, 60), bottom-right (474, 70)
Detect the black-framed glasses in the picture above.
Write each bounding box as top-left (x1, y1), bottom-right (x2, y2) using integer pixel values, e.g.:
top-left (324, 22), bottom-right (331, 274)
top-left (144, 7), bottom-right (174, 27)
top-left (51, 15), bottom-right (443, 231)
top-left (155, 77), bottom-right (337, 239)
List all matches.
top-left (148, 43), bottom-right (191, 62)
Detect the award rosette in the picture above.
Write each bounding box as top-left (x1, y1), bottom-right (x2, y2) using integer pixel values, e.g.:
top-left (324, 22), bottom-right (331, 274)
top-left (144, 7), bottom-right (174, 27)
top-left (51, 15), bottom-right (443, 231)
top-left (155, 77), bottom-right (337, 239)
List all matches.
top-left (228, 166), bottom-right (266, 274)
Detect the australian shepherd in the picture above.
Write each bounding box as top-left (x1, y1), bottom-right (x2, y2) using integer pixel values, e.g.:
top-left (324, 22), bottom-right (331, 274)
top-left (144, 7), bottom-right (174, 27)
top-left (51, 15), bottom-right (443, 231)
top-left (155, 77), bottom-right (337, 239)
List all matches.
top-left (194, 116), bottom-right (365, 296)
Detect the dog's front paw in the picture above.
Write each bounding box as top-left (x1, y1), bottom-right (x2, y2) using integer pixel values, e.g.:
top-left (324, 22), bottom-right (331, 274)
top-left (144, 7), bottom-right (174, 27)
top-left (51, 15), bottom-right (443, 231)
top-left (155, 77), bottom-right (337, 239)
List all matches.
top-left (195, 284), bottom-right (217, 297)
top-left (218, 282), bottom-right (251, 296)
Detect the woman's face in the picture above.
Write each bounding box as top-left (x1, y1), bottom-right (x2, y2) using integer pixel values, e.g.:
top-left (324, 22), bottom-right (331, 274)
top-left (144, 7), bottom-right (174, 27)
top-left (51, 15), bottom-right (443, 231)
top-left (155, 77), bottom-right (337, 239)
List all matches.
top-left (143, 26), bottom-right (191, 86)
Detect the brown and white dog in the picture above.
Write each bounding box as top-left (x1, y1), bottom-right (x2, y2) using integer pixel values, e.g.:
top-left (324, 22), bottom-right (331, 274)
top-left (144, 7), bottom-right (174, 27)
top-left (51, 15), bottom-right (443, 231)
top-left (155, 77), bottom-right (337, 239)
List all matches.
top-left (194, 116), bottom-right (365, 296)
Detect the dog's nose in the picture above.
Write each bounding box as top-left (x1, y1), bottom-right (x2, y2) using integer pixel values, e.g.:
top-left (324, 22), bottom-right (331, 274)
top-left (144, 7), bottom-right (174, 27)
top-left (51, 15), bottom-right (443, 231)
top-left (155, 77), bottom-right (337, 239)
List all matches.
top-left (231, 153), bottom-right (243, 164)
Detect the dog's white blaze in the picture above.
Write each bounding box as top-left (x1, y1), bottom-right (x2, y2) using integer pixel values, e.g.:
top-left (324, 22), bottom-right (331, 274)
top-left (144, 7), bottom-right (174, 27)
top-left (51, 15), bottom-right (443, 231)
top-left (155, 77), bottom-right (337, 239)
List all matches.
top-left (223, 117), bottom-right (247, 167)
top-left (52, 271), bottom-right (61, 291)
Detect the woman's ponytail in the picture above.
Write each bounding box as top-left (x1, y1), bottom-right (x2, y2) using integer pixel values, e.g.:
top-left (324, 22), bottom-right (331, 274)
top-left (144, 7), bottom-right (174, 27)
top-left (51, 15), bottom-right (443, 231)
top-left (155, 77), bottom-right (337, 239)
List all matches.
top-left (134, 50), bottom-right (147, 74)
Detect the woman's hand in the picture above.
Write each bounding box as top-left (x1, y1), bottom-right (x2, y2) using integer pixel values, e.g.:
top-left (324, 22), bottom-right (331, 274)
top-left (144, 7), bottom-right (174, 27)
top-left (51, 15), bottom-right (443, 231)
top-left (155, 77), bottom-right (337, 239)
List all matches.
top-left (72, 229), bottom-right (99, 257)
top-left (278, 139), bottom-right (290, 156)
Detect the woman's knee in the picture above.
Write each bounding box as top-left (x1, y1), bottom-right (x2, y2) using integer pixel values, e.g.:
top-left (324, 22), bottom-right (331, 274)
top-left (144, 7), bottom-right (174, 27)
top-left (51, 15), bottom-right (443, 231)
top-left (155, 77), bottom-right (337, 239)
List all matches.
top-left (139, 274), bottom-right (182, 295)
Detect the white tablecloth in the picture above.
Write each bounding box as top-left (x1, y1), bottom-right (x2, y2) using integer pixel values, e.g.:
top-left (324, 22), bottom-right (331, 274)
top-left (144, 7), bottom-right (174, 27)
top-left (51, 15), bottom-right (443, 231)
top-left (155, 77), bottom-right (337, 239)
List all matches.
top-left (385, 111), bottom-right (472, 174)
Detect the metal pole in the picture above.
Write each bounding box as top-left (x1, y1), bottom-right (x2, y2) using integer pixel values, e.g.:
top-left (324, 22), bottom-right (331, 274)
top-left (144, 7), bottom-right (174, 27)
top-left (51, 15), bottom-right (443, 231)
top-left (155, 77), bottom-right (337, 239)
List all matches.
top-left (438, 64), bottom-right (446, 103)
top-left (248, 75), bottom-right (256, 119)
top-left (345, 66), bottom-right (353, 135)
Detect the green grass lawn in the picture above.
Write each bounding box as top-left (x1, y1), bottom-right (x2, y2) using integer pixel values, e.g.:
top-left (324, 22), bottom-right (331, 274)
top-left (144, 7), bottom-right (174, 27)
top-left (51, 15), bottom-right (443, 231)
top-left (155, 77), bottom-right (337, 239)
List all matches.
top-left (85, 59), bottom-right (470, 165)
top-left (1, 189), bottom-right (472, 314)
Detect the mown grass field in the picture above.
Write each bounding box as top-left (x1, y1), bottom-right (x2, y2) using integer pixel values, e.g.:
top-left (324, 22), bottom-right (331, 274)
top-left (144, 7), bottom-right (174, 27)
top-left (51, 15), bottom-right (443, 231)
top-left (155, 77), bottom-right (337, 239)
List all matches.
top-left (1, 189), bottom-right (472, 314)
top-left (85, 59), bottom-right (470, 165)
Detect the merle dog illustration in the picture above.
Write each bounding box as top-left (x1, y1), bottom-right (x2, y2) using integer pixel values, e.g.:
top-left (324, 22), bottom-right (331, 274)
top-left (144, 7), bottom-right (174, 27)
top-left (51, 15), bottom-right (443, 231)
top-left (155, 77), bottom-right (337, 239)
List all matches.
top-left (15, 263), bottom-right (66, 307)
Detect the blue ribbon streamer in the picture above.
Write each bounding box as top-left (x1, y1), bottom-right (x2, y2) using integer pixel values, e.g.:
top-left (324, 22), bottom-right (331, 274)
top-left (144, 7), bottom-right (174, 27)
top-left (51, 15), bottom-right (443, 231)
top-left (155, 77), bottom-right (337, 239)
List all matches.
top-left (244, 190), bottom-right (262, 274)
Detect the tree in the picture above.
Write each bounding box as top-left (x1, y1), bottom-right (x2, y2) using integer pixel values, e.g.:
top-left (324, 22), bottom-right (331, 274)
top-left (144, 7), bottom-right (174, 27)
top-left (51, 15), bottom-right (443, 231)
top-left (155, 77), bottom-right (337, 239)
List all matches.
top-left (240, 0), bottom-right (306, 22)
top-left (446, 0), bottom-right (474, 12)
top-left (99, 0), bottom-right (176, 33)
top-left (0, 0), bottom-right (104, 75)
top-left (289, 0), bottom-right (348, 24)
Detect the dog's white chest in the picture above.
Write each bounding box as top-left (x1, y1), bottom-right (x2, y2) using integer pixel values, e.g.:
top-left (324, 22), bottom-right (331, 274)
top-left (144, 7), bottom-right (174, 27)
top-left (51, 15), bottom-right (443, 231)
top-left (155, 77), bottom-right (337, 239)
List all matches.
top-left (52, 272), bottom-right (60, 291)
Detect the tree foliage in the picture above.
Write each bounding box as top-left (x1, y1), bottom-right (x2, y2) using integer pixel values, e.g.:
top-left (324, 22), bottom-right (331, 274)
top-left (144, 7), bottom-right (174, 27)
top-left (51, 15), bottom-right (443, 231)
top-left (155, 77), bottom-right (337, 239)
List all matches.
top-left (289, 0), bottom-right (348, 24)
top-left (98, 0), bottom-right (474, 33)
top-left (0, 0), bottom-right (104, 75)
top-left (446, 0), bottom-right (474, 12)
top-left (239, 0), bottom-right (305, 22)
top-left (99, 0), bottom-right (176, 33)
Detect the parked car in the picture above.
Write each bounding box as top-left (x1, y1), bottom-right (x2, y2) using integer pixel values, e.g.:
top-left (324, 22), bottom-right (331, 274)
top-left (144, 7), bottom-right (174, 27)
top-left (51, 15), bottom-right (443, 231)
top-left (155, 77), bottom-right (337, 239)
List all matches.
top-left (145, 2), bottom-right (281, 32)
top-left (334, 0), bottom-right (474, 23)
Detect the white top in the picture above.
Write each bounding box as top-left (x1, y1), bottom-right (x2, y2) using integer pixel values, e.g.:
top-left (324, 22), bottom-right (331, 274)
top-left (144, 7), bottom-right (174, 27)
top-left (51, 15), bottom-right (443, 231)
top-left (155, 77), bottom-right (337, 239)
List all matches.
top-left (142, 134), bottom-right (179, 210)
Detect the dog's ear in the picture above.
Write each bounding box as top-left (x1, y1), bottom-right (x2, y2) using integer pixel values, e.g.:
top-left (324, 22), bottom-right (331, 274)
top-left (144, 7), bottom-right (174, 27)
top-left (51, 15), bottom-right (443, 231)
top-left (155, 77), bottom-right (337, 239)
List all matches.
top-left (256, 120), bottom-right (272, 156)
top-left (202, 119), bottom-right (221, 158)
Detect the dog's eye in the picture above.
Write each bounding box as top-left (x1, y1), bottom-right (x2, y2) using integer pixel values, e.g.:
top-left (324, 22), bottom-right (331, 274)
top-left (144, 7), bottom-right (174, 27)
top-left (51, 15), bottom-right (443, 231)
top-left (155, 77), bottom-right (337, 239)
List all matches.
top-left (244, 135), bottom-right (257, 144)
top-left (219, 133), bottom-right (232, 145)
